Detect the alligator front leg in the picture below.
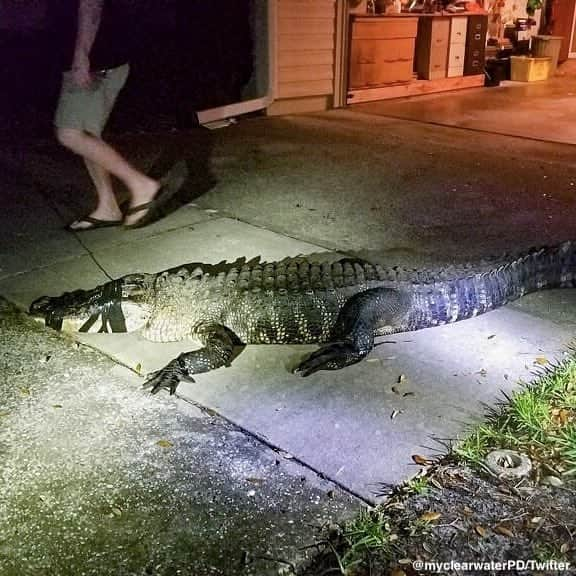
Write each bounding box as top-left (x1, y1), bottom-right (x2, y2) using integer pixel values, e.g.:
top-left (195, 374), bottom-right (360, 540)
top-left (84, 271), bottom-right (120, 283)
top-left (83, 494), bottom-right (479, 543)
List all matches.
top-left (143, 323), bottom-right (239, 395)
top-left (295, 287), bottom-right (409, 377)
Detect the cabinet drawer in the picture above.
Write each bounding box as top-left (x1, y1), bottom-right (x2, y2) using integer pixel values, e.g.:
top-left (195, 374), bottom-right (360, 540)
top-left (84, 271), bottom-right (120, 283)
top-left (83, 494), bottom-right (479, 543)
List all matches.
top-left (430, 18), bottom-right (451, 48)
top-left (450, 17), bottom-right (467, 44)
top-left (351, 38), bottom-right (416, 64)
top-left (352, 19), bottom-right (418, 40)
top-left (448, 43), bottom-right (466, 68)
top-left (349, 60), bottom-right (415, 87)
top-left (447, 65), bottom-right (464, 77)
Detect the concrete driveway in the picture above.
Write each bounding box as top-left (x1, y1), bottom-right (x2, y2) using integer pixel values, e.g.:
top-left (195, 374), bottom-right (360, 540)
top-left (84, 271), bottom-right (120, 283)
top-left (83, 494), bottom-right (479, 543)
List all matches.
top-left (1, 81), bottom-right (576, 572)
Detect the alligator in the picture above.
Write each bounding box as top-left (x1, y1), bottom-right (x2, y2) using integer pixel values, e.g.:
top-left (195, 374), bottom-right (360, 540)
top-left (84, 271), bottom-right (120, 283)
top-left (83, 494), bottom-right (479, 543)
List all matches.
top-left (29, 241), bottom-right (575, 395)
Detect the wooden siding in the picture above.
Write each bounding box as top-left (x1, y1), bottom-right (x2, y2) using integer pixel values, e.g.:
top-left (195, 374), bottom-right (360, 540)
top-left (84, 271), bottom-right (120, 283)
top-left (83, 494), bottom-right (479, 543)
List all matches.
top-left (276, 0), bottom-right (336, 99)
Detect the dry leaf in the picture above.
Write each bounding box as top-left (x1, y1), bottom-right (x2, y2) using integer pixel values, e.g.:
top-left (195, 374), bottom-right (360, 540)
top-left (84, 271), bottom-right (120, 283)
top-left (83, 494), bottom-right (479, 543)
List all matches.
top-left (560, 543), bottom-right (570, 554)
top-left (430, 477), bottom-right (443, 490)
top-left (551, 408), bottom-right (571, 426)
top-left (474, 525), bottom-right (487, 537)
top-left (135, 363), bottom-right (142, 374)
top-left (111, 507), bottom-right (122, 517)
top-left (420, 511), bottom-right (441, 522)
top-left (390, 409), bottom-right (403, 420)
top-left (462, 506), bottom-right (474, 517)
top-left (541, 475), bottom-right (564, 487)
top-left (398, 374), bottom-right (406, 384)
top-left (530, 516), bottom-right (544, 524)
top-left (52, 404), bottom-right (63, 409)
top-left (246, 477), bottom-right (264, 485)
top-left (534, 356), bottom-right (548, 365)
top-left (20, 387), bottom-right (30, 396)
top-left (156, 439), bottom-right (173, 448)
top-left (412, 454), bottom-right (431, 466)
top-left (494, 524), bottom-right (514, 538)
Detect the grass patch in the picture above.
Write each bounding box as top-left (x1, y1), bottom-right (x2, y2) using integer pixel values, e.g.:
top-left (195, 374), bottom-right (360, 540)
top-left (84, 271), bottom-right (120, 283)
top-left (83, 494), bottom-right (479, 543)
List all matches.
top-left (455, 352), bottom-right (576, 477)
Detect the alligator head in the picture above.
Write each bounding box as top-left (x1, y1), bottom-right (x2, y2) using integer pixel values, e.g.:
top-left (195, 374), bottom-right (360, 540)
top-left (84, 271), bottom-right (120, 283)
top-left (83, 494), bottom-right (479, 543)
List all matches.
top-left (29, 274), bottom-right (154, 334)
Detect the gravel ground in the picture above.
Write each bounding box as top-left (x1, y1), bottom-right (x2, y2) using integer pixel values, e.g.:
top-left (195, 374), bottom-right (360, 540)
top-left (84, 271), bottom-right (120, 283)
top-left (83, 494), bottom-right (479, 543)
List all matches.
top-left (0, 298), bottom-right (359, 576)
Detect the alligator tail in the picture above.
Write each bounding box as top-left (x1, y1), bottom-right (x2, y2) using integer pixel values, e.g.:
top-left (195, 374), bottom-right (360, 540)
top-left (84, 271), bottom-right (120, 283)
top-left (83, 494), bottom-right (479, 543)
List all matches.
top-left (407, 241), bottom-right (576, 330)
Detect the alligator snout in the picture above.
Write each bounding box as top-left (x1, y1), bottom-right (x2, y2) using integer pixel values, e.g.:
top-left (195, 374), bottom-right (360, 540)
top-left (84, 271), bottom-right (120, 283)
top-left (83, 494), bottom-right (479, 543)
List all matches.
top-left (29, 296), bottom-right (54, 316)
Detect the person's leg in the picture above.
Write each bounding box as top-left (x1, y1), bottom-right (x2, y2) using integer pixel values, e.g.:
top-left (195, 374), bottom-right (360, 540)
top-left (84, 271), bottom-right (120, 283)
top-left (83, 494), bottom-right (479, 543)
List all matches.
top-left (55, 64), bottom-right (160, 227)
top-left (66, 157), bottom-right (122, 229)
top-left (57, 128), bottom-right (159, 226)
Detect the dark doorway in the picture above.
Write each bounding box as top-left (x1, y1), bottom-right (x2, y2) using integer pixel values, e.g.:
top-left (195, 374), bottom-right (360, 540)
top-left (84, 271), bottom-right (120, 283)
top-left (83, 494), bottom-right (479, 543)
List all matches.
top-left (0, 0), bottom-right (255, 138)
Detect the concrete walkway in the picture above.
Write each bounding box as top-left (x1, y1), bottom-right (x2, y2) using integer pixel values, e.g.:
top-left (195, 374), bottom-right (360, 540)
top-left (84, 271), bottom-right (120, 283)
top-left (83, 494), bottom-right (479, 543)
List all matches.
top-left (1, 79), bottom-right (576, 572)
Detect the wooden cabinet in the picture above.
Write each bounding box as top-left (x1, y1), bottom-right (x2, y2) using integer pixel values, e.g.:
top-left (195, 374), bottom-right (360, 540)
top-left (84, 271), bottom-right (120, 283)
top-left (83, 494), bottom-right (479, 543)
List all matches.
top-left (464, 15), bottom-right (487, 76)
top-left (447, 16), bottom-right (467, 77)
top-left (349, 17), bottom-right (418, 89)
top-left (415, 17), bottom-right (450, 80)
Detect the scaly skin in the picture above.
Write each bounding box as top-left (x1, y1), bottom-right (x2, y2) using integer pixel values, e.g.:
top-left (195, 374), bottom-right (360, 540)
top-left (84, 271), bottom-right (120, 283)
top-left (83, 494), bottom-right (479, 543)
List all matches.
top-left (29, 242), bottom-right (576, 394)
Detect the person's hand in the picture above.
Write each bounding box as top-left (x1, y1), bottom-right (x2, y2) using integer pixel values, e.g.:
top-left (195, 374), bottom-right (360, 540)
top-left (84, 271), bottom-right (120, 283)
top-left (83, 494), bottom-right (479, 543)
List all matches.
top-left (70, 56), bottom-right (92, 89)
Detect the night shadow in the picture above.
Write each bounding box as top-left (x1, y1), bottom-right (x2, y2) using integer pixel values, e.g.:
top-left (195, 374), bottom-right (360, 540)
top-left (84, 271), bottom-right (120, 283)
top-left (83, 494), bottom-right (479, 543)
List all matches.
top-left (141, 127), bottom-right (217, 224)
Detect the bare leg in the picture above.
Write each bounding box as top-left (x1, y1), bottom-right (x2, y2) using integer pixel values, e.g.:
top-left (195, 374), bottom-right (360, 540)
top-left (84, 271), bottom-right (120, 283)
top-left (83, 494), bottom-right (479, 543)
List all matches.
top-left (57, 128), bottom-right (160, 226)
top-left (65, 159), bottom-right (123, 229)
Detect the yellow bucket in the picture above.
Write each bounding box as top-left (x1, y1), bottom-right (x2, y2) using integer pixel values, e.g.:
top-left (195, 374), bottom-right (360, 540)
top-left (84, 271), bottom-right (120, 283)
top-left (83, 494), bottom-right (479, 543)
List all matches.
top-left (510, 56), bottom-right (551, 82)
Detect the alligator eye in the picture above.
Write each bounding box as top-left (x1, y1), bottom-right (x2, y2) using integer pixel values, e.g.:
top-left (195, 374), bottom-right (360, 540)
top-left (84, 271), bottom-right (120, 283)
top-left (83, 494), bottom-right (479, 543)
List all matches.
top-left (30, 296), bottom-right (54, 316)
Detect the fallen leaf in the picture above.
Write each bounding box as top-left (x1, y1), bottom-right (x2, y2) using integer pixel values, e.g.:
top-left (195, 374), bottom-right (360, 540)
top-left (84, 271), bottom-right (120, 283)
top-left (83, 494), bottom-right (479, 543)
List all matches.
top-left (560, 543), bottom-right (570, 554)
top-left (429, 477), bottom-right (443, 490)
top-left (246, 477), bottom-right (264, 485)
top-left (420, 511), bottom-right (441, 522)
top-left (398, 374), bottom-right (406, 384)
top-left (494, 524), bottom-right (514, 538)
top-left (462, 506), bottom-right (474, 517)
top-left (135, 363), bottom-right (142, 374)
top-left (541, 475), bottom-right (564, 487)
top-left (474, 525), bottom-right (487, 537)
top-left (412, 454), bottom-right (432, 466)
top-left (530, 516), bottom-right (544, 525)
top-left (52, 404), bottom-right (63, 409)
top-left (20, 387), bottom-right (30, 396)
top-left (111, 507), bottom-right (122, 517)
top-left (397, 558), bottom-right (412, 565)
top-left (390, 410), bottom-right (403, 420)
top-left (534, 356), bottom-right (548, 366)
top-left (551, 408), bottom-right (571, 426)
top-left (156, 439), bottom-right (173, 448)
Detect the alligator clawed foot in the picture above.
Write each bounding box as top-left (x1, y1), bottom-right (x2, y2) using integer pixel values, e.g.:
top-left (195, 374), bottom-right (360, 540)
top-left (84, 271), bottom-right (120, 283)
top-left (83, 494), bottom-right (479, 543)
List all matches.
top-left (142, 359), bottom-right (195, 395)
top-left (294, 343), bottom-right (357, 377)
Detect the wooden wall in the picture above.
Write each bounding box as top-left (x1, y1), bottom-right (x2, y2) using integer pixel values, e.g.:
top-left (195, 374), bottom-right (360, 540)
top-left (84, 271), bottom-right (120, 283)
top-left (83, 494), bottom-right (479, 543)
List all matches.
top-left (270, 0), bottom-right (337, 113)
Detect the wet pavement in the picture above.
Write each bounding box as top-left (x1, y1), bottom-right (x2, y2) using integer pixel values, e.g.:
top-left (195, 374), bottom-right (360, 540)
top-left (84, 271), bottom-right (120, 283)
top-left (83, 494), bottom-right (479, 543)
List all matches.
top-left (1, 73), bottom-right (576, 573)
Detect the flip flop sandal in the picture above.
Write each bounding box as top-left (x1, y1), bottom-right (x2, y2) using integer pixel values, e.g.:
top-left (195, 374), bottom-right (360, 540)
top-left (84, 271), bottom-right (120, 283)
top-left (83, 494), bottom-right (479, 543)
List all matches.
top-left (66, 216), bottom-right (124, 232)
top-left (124, 161), bottom-right (188, 229)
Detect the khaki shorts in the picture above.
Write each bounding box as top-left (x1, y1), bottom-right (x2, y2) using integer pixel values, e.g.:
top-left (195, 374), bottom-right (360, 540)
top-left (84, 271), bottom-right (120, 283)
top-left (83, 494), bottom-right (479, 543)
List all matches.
top-left (54, 63), bottom-right (129, 137)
